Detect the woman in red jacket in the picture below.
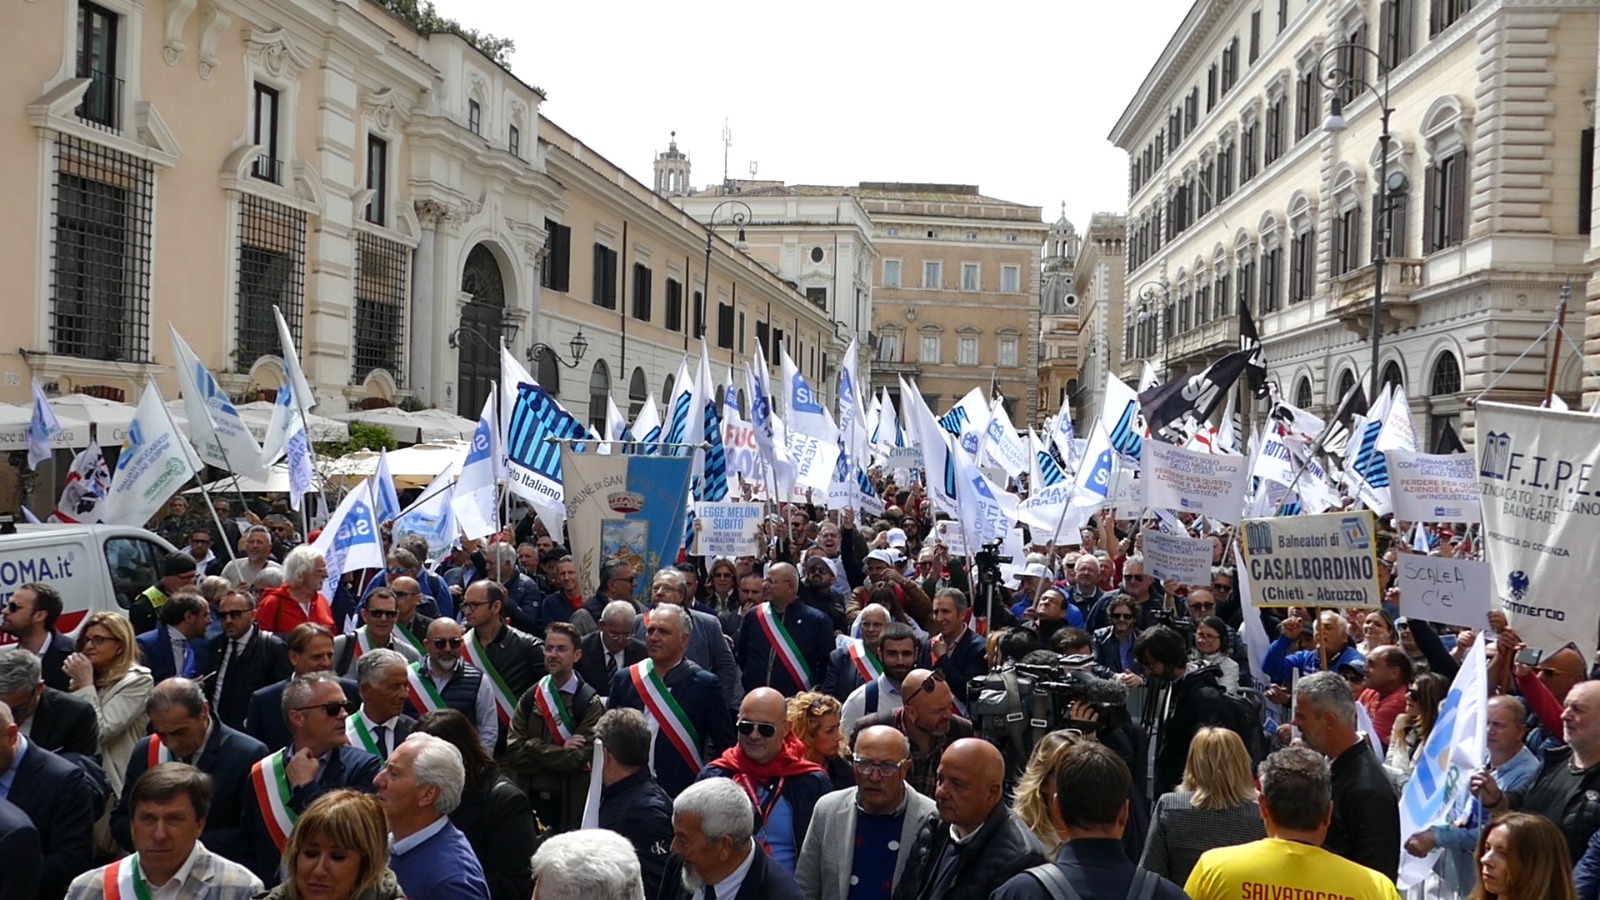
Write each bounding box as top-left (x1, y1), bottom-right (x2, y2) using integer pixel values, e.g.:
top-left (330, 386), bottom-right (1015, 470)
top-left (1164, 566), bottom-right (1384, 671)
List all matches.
top-left (255, 544), bottom-right (336, 634)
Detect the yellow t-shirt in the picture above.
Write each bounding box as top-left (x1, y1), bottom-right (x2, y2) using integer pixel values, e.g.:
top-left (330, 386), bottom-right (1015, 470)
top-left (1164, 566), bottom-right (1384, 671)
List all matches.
top-left (1184, 838), bottom-right (1402, 900)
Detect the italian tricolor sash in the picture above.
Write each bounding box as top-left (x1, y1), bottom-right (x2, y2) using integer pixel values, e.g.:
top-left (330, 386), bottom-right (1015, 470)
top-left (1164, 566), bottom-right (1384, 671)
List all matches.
top-left (353, 626), bottom-right (377, 658)
top-left (346, 710), bottom-right (382, 757)
top-left (102, 854), bottom-right (151, 900)
top-left (756, 603), bottom-right (812, 689)
top-left (406, 662), bottom-right (447, 714)
top-left (462, 629), bottom-right (517, 725)
top-left (847, 638), bottom-right (883, 682)
top-left (630, 660), bottom-right (701, 771)
top-left (250, 751), bottom-right (297, 851)
top-left (146, 735), bottom-right (174, 768)
top-left (394, 623), bottom-right (426, 656)
top-left (533, 676), bottom-right (574, 746)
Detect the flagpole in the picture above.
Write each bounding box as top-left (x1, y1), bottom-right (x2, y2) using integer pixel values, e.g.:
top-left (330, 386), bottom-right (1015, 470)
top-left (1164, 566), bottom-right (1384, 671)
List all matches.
top-left (157, 394), bottom-right (234, 551)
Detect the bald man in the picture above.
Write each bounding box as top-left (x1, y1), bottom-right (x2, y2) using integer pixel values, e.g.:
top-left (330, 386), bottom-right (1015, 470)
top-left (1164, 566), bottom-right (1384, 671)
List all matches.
top-left (736, 563), bottom-right (835, 697)
top-left (895, 739), bottom-right (1046, 900)
top-left (854, 668), bottom-right (974, 799)
top-left (697, 688), bottom-right (833, 875)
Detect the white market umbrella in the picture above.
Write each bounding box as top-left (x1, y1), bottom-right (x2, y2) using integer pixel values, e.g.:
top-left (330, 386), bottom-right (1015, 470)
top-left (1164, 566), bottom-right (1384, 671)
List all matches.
top-left (332, 407), bottom-right (477, 443)
top-left (0, 404), bottom-right (91, 451)
top-left (233, 401), bottom-right (349, 443)
top-left (49, 394), bottom-right (136, 443)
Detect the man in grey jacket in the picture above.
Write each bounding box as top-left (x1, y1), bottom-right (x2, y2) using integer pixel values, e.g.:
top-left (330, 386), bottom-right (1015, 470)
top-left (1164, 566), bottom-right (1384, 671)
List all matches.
top-left (638, 568), bottom-right (742, 711)
top-left (796, 725), bottom-right (937, 900)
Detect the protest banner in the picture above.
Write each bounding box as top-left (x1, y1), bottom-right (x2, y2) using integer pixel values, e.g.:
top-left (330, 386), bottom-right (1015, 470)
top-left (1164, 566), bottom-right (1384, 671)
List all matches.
top-left (561, 447), bottom-right (694, 602)
top-left (1237, 511), bottom-right (1383, 608)
top-left (932, 520), bottom-right (967, 555)
top-left (693, 502), bottom-right (763, 557)
top-left (885, 446), bottom-right (921, 471)
top-left (1142, 531), bottom-right (1214, 585)
top-left (1140, 441), bottom-right (1249, 523)
top-left (785, 432), bottom-right (841, 492)
top-left (1476, 402), bottom-right (1600, 654)
top-left (1397, 556), bottom-right (1493, 631)
top-left (1387, 450), bottom-right (1481, 523)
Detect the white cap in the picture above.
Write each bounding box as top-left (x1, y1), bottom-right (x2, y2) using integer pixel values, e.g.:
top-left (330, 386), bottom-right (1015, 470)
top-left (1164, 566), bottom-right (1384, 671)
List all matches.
top-left (885, 527), bottom-right (908, 548)
top-left (1023, 563), bottom-right (1051, 582)
top-left (865, 549), bottom-right (899, 566)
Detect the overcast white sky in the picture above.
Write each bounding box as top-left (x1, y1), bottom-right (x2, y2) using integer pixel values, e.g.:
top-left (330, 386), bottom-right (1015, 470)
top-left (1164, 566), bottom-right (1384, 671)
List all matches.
top-left (431, 0), bottom-right (1195, 231)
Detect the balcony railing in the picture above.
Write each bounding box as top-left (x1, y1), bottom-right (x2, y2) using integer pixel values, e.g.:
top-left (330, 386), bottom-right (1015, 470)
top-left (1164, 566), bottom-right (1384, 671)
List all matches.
top-left (75, 68), bottom-right (122, 131)
top-left (1328, 259), bottom-right (1425, 339)
top-left (1167, 314), bottom-right (1241, 367)
top-left (250, 155), bottom-right (285, 185)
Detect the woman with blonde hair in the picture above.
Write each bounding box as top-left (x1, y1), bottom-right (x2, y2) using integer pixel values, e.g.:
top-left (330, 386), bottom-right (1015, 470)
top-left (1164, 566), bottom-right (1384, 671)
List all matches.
top-left (1138, 726), bottom-right (1266, 885)
top-left (1471, 812), bottom-right (1576, 900)
top-left (63, 611), bottom-right (152, 798)
top-left (256, 790), bottom-right (405, 900)
top-left (788, 691), bottom-right (853, 788)
top-left (1013, 729), bottom-right (1084, 853)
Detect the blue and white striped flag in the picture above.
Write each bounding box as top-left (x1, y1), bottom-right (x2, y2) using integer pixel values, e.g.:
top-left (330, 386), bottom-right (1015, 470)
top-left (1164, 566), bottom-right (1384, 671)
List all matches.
top-left (503, 381), bottom-right (589, 526)
top-left (698, 349), bottom-right (728, 502)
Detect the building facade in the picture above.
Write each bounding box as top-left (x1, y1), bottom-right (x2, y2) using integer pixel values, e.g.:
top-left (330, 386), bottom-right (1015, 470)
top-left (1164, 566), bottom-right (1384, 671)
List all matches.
top-left (0, 0), bottom-right (832, 438)
top-left (1070, 213), bottom-right (1129, 430)
top-left (1110, 0), bottom-right (1596, 448)
top-left (1038, 208), bottom-right (1081, 423)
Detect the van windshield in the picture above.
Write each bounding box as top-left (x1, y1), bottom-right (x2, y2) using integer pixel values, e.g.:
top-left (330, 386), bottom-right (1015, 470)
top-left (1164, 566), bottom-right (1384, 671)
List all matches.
top-left (105, 536), bottom-right (166, 609)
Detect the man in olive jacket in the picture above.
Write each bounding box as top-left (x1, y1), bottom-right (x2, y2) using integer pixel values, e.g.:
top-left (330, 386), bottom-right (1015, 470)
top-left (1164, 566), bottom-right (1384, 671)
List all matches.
top-left (504, 622), bottom-right (600, 830)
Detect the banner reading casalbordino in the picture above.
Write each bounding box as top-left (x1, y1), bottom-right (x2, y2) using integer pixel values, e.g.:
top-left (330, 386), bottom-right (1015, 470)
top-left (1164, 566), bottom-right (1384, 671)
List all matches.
top-left (1387, 450), bottom-right (1481, 523)
top-left (1476, 402), bottom-right (1600, 655)
top-left (1237, 511), bottom-right (1383, 607)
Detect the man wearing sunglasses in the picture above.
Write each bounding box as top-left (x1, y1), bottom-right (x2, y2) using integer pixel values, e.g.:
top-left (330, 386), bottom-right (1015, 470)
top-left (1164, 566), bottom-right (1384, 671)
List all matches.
top-left (411, 618), bottom-right (499, 755)
top-left (330, 589), bottom-right (421, 678)
top-left (204, 590), bottom-right (292, 732)
top-left (0, 582), bottom-right (76, 692)
top-left (853, 669), bottom-right (972, 799)
top-left (240, 671), bottom-right (381, 883)
top-left (242, 623), bottom-right (358, 753)
top-left (699, 687), bottom-right (832, 875)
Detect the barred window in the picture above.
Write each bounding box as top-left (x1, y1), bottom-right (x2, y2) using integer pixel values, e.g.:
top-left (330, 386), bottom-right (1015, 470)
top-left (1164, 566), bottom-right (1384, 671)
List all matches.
top-left (352, 232), bottom-right (408, 386)
top-left (50, 135), bottom-right (153, 362)
top-left (235, 195), bottom-right (306, 372)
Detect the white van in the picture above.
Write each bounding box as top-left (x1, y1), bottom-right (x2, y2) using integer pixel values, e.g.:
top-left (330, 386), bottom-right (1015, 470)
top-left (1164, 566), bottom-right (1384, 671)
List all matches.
top-left (0, 524), bottom-right (178, 637)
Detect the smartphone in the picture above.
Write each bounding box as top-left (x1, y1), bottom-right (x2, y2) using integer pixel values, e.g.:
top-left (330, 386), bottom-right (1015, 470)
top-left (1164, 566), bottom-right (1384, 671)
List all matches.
top-left (1516, 647), bottom-right (1544, 667)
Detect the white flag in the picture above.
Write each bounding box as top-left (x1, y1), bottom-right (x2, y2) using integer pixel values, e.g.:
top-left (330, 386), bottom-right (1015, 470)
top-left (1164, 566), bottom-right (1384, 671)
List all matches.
top-left (103, 384), bottom-right (199, 527)
top-left (1071, 418), bottom-right (1117, 512)
top-left (51, 444), bottom-right (110, 524)
top-left (980, 397), bottom-right (1029, 479)
top-left (373, 448), bottom-right (402, 525)
top-left (26, 379), bottom-right (62, 471)
top-left (450, 391), bottom-right (500, 541)
top-left (392, 462), bottom-right (458, 563)
top-left (261, 375), bottom-right (315, 509)
top-left (170, 324), bottom-right (264, 477)
top-left (780, 344), bottom-right (839, 446)
top-left (274, 305), bottom-right (316, 414)
top-left (837, 337), bottom-right (870, 468)
top-left (312, 481), bottom-right (386, 597)
top-left (901, 377), bottom-right (959, 517)
top-left (1375, 383), bottom-right (1419, 453)
top-left (1397, 640), bottom-right (1487, 888)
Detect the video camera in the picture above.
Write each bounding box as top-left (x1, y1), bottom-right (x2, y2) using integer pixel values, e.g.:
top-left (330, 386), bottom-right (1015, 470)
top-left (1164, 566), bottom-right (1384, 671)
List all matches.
top-left (1014, 655), bottom-right (1133, 734)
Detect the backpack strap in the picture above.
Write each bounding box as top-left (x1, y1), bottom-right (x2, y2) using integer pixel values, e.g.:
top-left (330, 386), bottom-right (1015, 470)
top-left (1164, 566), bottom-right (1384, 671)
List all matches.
top-left (335, 633), bottom-right (357, 677)
top-left (1000, 669), bottom-right (1029, 757)
top-left (866, 678), bottom-right (880, 715)
top-left (1127, 867), bottom-right (1159, 900)
top-left (1024, 863), bottom-right (1083, 900)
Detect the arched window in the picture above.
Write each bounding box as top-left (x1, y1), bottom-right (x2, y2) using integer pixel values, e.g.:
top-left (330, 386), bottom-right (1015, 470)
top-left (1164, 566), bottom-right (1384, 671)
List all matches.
top-left (1381, 361), bottom-right (1404, 392)
top-left (588, 359), bottom-right (612, 432)
top-left (662, 373), bottom-right (675, 403)
top-left (1430, 352), bottom-right (1461, 396)
top-left (1294, 377), bottom-right (1313, 409)
top-left (628, 367), bottom-right (648, 419)
top-left (1337, 368), bottom-right (1357, 403)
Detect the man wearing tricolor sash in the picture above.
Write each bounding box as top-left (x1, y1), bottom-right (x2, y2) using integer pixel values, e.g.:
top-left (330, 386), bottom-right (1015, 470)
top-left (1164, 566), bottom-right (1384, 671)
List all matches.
top-left (67, 763), bottom-right (262, 899)
top-left (506, 622), bottom-right (600, 830)
top-left (347, 650), bottom-right (414, 760)
top-left (330, 589), bottom-right (420, 678)
top-left (735, 563), bottom-right (834, 698)
top-left (408, 619), bottom-right (498, 755)
top-left (240, 673), bottom-right (381, 884)
top-left (821, 603), bottom-right (891, 702)
top-left (389, 576), bottom-right (435, 658)
top-left (608, 604), bottom-right (736, 798)
top-left (111, 679), bottom-right (268, 867)
top-left (459, 580), bottom-right (547, 754)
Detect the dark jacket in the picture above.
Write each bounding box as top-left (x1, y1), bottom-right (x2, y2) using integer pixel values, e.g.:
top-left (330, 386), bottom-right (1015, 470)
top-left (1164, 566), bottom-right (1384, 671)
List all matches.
top-left (933, 627), bottom-right (988, 710)
top-left (735, 601), bottom-right (834, 696)
top-left (1152, 663), bottom-right (1251, 797)
top-left (576, 631), bottom-right (646, 697)
top-left (1327, 738), bottom-right (1400, 880)
top-left (204, 626), bottom-right (293, 731)
top-left (240, 745), bottom-right (383, 884)
top-left (991, 839), bottom-right (1188, 900)
top-left (1091, 626), bottom-right (1143, 676)
top-left (696, 762), bottom-right (834, 859)
top-left (112, 720), bottom-right (268, 864)
top-left (449, 767), bottom-right (537, 900)
top-left (1510, 744), bottom-right (1600, 865)
top-left (26, 687), bottom-right (99, 759)
top-left (7, 740), bottom-right (96, 900)
top-left (657, 842), bottom-right (804, 900)
top-left (38, 631), bottom-right (76, 693)
top-left (893, 800), bottom-right (1048, 900)
top-left (600, 770), bottom-right (675, 900)
top-left (608, 659), bottom-right (736, 798)
top-left (136, 625), bottom-right (202, 684)
top-left (0, 797), bottom-right (40, 900)
top-left (821, 645), bottom-right (868, 702)
top-left (473, 622), bottom-right (547, 708)
top-left (243, 676), bottom-right (361, 752)
top-left (499, 572), bottom-right (545, 634)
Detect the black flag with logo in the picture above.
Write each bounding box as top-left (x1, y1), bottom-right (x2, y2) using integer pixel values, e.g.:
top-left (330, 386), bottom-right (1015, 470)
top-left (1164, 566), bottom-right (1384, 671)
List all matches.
top-left (1321, 380), bottom-right (1370, 460)
top-left (1239, 298), bottom-right (1270, 398)
top-left (1138, 350), bottom-right (1255, 441)
top-left (1432, 421), bottom-right (1467, 455)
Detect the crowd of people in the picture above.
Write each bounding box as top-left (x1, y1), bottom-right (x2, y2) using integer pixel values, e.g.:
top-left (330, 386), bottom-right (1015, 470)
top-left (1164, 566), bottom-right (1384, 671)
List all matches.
top-left (0, 484), bottom-right (1587, 900)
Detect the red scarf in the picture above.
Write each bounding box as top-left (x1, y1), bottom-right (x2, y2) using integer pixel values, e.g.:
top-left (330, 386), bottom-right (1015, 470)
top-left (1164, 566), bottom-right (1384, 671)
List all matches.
top-left (710, 734), bottom-right (824, 781)
top-left (567, 591), bottom-right (584, 610)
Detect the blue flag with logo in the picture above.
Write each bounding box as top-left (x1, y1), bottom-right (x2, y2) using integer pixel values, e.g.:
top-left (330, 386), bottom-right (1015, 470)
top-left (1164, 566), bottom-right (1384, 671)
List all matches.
top-left (504, 382), bottom-right (590, 525)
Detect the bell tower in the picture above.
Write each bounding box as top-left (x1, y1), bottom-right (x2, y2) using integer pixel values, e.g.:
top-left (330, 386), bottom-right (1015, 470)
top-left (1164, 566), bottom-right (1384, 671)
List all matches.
top-left (653, 131), bottom-right (691, 196)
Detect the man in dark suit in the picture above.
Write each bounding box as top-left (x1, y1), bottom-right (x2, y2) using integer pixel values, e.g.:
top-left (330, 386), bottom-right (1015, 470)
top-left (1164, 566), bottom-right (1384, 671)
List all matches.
top-left (110, 677), bottom-right (268, 865)
top-left (0, 582), bottom-right (76, 691)
top-left (578, 601), bottom-right (646, 698)
top-left (608, 604), bottom-right (735, 798)
top-left (0, 703), bottom-right (96, 899)
top-left (244, 624), bottom-right (358, 752)
top-left (0, 795), bottom-right (40, 899)
top-left (0, 652), bottom-right (97, 759)
top-left (346, 649), bottom-right (415, 760)
top-left (929, 588), bottom-right (989, 715)
top-left (205, 588), bottom-right (293, 731)
top-left (734, 563), bottom-right (833, 698)
top-left (136, 591), bottom-right (211, 684)
top-left (240, 672), bottom-right (382, 884)
top-left (662, 777), bottom-right (803, 900)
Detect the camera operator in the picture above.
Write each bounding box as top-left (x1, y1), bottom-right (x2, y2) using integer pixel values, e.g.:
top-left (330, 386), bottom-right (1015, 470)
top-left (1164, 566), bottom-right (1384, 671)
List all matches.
top-left (1134, 624), bottom-right (1259, 797)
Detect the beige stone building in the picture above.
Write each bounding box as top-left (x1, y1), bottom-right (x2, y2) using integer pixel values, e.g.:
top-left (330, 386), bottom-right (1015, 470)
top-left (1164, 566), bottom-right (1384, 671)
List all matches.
top-left (0, 0), bottom-right (832, 442)
top-left (1111, 0), bottom-right (1596, 447)
top-left (1038, 208), bottom-right (1081, 424)
top-left (1069, 213), bottom-right (1129, 430)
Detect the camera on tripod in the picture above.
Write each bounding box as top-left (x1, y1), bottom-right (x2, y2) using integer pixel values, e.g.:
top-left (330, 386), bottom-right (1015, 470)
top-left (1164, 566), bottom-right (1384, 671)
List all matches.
top-left (972, 540), bottom-right (1012, 580)
top-left (1013, 657), bottom-right (1133, 734)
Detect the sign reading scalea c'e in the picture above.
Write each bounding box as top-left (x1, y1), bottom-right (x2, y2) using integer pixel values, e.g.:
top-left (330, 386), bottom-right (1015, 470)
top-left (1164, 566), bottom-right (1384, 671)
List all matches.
top-left (1237, 511), bottom-right (1383, 608)
top-left (1387, 449), bottom-right (1481, 523)
top-left (1476, 401), bottom-right (1600, 656)
top-left (1140, 441), bottom-right (1249, 524)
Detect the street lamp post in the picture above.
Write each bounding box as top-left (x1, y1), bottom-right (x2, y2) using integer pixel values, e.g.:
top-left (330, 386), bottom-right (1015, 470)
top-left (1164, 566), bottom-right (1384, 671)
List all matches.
top-left (1320, 43), bottom-right (1407, 405)
top-left (1135, 277), bottom-right (1169, 374)
top-left (700, 200), bottom-right (752, 349)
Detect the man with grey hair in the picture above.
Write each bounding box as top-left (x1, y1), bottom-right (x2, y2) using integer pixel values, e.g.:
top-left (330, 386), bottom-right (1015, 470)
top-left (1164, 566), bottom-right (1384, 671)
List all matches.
top-left (667, 777), bottom-right (803, 900)
top-left (1291, 671), bottom-right (1399, 879)
top-left (348, 648), bottom-right (414, 759)
top-left (736, 562), bottom-right (833, 697)
top-left (823, 602), bottom-right (893, 702)
top-left (596, 708), bottom-right (674, 898)
top-left (239, 671), bottom-right (380, 882)
top-left (642, 567), bottom-right (742, 711)
top-left (0, 647), bottom-right (97, 757)
top-left (587, 557), bottom-right (645, 624)
top-left (1183, 747), bottom-right (1400, 900)
top-left (221, 526), bottom-right (282, 593)
top-left (532, 829), bottom-right (645, 900)
top-left (377, 732), bottom-right (489, 899)
top-left (579, 600), bottom-right (647, 697)
top-left (483, 541), bottom-right (544, 633)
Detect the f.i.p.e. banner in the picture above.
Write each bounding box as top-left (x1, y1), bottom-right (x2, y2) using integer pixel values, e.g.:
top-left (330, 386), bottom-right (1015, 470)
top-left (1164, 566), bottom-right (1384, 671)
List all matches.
top-left (1476, 402), bottom-right (1600, 655)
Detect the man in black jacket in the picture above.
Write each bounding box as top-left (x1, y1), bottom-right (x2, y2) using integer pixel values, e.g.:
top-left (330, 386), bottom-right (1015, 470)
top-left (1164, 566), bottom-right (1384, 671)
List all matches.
top-left (0, 582), bottom-right (75, 691)
top-left (1135, 624), bottom-right (1255, 796)
top-left (594, 708), bottom-right (674, 899)
top-left (929, 588), bottom-right (987, 714)
top-left (1292, 671), bottom-right (1399, 880)
top-left (0, 651), bottom-right (98, 759)
top-left (894, 739), bottom-right (1046, 900)
top-left (0, 703), bottom-right (96, 899)
top-left (576, 601), bottom-right (645, 698)
top-left (205, 588), bottom-right (293, 731)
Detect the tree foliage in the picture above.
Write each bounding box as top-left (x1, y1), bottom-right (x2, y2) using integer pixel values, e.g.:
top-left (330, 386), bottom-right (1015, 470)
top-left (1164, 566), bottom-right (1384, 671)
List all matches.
top-left (372, 0), bottom-right (515, 68)
top-left (317, 421), bottom-right (397, 457)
